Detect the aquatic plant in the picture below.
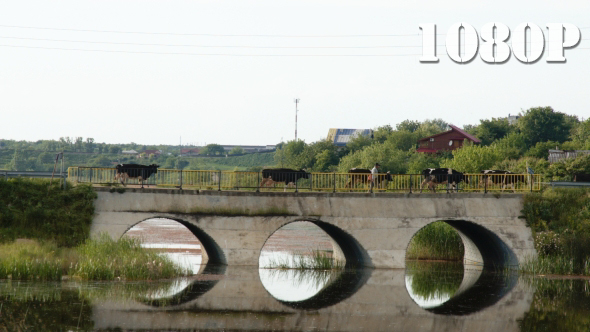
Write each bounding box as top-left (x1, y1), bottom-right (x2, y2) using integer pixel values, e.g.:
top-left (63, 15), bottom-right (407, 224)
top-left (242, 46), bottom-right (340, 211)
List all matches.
top-left (263, 250), bottom-right (344, 270)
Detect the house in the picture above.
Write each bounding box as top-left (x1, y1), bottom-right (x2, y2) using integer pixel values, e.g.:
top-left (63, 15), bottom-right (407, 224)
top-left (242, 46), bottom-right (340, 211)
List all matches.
top-left (507, 113), bottom-right (521, 125)
top-left (139, 149), bottom-right (161, 158)
top-left (121, 150), bottom-right (138, 155)
top-left (326, 128), bottom-right (373, 147)
top-left (416, 125), bottom-right (481, 154)
top-left (548, 149), bottom-right (590, 163)
top-left (180, 148), bottom-right (200, 156)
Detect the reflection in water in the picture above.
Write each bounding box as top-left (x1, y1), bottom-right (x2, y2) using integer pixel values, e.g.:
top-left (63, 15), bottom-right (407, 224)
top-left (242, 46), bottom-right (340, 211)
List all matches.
top-left (405, 261), bottom-right (464, 308)
top-left (4, 266), bottom-right (590, 331)
top-left (405, 260), bottom-right (518, 315)
top-left (259, 268), bottom-right (336, 301)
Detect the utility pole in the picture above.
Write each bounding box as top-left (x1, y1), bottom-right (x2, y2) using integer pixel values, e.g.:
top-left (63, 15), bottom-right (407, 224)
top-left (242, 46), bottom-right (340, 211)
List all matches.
top-left (294, 98), bottom-right (300, 141)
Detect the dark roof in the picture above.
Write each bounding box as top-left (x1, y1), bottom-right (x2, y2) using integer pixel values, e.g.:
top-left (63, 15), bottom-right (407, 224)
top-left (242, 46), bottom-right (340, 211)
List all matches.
top-left (417, 124), bottom-right (481, 143)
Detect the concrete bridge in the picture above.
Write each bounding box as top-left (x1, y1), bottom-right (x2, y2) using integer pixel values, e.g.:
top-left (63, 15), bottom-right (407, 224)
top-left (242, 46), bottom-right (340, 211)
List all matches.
top-left (91, 188), bottom-right (536, 268)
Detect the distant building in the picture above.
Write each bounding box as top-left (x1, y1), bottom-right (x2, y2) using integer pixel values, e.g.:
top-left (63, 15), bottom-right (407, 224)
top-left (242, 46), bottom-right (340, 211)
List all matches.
top-left (507, 113), bottom-right (521, 125)
top-left (139, 150), bottom-right (161, 158)
top-left (220, 145), bottom-right (275, 153)
top-left (121, 150), bottom-right (138, 155)
top-left (326, 128), bottom-right (373, 147)
top-left (548, 149), bottom-right (590, 163)
top-left (180, 148), bottom-right (200, 156)
top-left (416, 125), bottom-right (481, 154)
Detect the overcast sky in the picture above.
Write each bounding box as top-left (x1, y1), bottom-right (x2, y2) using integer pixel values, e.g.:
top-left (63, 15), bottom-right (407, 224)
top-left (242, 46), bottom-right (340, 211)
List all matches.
top-left (0, 0), bottom-right (588, 146)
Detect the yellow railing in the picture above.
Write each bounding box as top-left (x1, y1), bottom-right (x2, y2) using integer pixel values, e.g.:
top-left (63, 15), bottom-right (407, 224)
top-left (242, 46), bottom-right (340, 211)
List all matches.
top-left (67, 167), bottom-right (542, 192)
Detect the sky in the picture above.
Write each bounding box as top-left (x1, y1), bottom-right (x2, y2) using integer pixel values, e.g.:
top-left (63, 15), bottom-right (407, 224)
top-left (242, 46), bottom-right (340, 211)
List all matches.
top-left (0, 0), bottom-right (589, 146)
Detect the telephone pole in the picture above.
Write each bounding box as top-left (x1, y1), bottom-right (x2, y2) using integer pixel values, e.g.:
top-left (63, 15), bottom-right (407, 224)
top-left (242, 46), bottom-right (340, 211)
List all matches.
top-left (294, 98), bottom-right (300, 141)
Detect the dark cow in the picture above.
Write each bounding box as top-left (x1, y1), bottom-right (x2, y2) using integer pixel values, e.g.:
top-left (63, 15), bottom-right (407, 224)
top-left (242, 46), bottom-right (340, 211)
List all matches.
top-left (420, 168), bottom-right (468, 193)
top-left (345, 168), bottom-right (392, 190)
top-left (260, 168), bottom-right (310, 191)
top-left (481, 170), bottom-right (527, 192)
top-left (574, 173), bottom-right (590, 182)
top-left (115, 164), bottom-right (159, 188)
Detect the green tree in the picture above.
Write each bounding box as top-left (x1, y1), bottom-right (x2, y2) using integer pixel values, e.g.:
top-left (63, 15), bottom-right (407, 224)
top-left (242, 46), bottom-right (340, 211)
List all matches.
top-left (201, 144), bottom-right (225, 155)
top-left (407, 152), bottom-right (441, 174)
top-left (441, 142), bottom-right (503, 173)
top-left (372, 125), bottom-right (393, 144)
top-left (525, 141), bottom-right (560, 159)
top-left (396, 120), bottom-right (421, 133)
top-left (175, 159), bottom-right (189, 169)
top-left (345, 134), bottom-right (372, 154)
top-left (273, 140), bottom-right (310, 169)
top-left (229, 147), bottom-right (244, 155)
top-left (8, 150), bottom-right (26, 171)
top-left (472, 117), bottom-right (512, 146)
top-left (108, 145), bottom-right (122, 154)
top-left (518, 107), bottom-right (577, 146)
top-left (38, 151), bottom-right (56, 164)
top-left (85, 138), bottom-right (95, 153)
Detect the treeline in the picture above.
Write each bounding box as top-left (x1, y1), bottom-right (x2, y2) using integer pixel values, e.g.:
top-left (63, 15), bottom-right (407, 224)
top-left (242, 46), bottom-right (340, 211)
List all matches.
top-left (274, 106), bottom-right (590, 180)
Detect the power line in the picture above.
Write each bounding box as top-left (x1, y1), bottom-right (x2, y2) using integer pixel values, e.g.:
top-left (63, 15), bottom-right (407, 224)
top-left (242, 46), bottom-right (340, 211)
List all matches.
top-left (0, 24), bottom-right (419, 37)
top-left (0, 44), bottom-right (422, 56)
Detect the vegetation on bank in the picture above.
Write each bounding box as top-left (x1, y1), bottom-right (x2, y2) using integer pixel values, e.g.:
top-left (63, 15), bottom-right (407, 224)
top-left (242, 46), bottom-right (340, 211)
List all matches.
top-left (0, 178), bottom-right (96, 247)
top-left (0, 236), bottom-right (190, 281)
top-left (521, 188), bottom-right (590, 276)
top-left (406, 222), bottom-right (464, 261)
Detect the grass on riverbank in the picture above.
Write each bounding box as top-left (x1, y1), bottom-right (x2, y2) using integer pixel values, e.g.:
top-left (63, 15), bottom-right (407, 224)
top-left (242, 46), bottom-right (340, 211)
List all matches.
top-left (521, 188), bottom-right (590, 276)
top-left (406, 222), bottom-right (464, 261)
top-left (0, 178), bottom-right (96, 247)
top-left (0, 236), bottom-right (190, 281)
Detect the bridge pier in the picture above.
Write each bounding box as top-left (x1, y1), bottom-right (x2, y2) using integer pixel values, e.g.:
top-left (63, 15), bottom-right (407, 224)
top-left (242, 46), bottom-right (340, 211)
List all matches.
top-left (91, 189), bottom-right (536, 268)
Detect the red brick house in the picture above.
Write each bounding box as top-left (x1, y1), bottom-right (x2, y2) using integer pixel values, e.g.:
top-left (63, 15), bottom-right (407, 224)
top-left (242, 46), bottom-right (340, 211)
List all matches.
top-left (416, 125), bottom-right (480, 154)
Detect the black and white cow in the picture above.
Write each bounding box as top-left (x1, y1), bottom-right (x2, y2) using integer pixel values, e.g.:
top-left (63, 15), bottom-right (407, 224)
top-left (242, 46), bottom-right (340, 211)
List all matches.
top-left (420, 168), bottom-right (468, 193)
top-left (260, 168), bottom-right (310, 191)
top-left (345, 168), bottom-right (392, 190)
top-left (115, 164), bottom-right (159, 188)
top-left (481, 170), bottom-right (527, 192)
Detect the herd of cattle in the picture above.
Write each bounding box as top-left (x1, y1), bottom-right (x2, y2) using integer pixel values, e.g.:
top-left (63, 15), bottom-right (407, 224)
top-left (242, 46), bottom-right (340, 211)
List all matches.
top-left (110, 164), bottom-right (549, 192)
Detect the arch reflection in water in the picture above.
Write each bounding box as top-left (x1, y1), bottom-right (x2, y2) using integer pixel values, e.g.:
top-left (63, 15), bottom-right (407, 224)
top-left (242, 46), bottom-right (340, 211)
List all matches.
top-left (260, 268), bottom-right (371, 310)
top-left (405, 261), bottom-right (518, 315)
top-left (123, 218), bottom-right (203, 274)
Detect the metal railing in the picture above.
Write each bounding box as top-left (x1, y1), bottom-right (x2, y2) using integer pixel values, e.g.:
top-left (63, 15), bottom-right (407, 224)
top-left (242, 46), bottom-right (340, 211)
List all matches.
top-left (67, 167), bottom-right (542, 193)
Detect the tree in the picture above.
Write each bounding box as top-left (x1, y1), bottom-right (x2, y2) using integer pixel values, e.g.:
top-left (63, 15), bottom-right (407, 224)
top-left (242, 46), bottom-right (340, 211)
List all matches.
top-left (201, 144), bottom-right (225, 155)
top-left (525, 141), bottom-right (560, 159)
top-left (229, 147), bottom-right (244, 155)
top-left (372, 125), bottom-right (393, 144)
top-left (175, 159), bottom-right (189, 169)
top-left (38, 151), bottom-right (56, 164)
top-left (108, 145), bottom-right (122, 154)
top-left (396, 120), bottom-right (421, 133)
top-left (273, 140), bottom-right (310, 169)
top-left (74, 137), bottom-right (84, 152)
top-left (518, 107), bottom-right (577, 146)
top-left (473, 118), bottom-right (512, 146)
top-left (85, 138), bottom-right (95, 153)
top-left (8, 150), bottom-right (26, 171)
top-left (441, 142), bottom-right (503, 173)
top-left (345, 134), bottom-right (372, 154)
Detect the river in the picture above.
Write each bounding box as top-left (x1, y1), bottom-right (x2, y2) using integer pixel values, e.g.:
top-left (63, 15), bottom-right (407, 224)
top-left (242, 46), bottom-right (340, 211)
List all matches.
top-left (0, 219), bottom-right (588, 331)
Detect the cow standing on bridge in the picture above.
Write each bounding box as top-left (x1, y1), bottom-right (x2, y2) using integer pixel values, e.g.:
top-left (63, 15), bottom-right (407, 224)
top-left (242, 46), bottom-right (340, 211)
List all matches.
top-left (260, 168), bottom-right (310, 191)
top-left (115, 164), bottom-right (159, 188)
top-left (420, 168), bottom-right (468, 193)
top-left (481, 170), bottom-right (527, 192)
top-left (345, 167), bottom-right (392, 191)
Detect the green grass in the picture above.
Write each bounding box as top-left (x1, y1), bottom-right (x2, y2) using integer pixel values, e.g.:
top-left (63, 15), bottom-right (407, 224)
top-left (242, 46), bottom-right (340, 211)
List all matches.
top-left (521, 188), bottom-right (590, 276)
top-left (264, 250), bottom-right (344, 270)
top-left (406, 222), bottom-right (465, 261)
top-left (0, 236), bottom-right (191, 281)
top-left (0, 178), bottom-right (96, 247)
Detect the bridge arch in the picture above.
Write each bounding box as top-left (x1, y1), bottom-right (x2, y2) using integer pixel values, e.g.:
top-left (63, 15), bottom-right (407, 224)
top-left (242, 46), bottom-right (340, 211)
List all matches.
top-left (405, 219), bottom-right (519, 269)
top-left (121, 216), bottom-right (226, 266)
top-left (260, 218), bottom-right (371, 268)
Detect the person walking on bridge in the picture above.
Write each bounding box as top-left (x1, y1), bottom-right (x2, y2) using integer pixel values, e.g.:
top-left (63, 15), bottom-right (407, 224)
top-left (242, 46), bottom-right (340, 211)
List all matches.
top-left (369, 163), bottom-right (380, 193)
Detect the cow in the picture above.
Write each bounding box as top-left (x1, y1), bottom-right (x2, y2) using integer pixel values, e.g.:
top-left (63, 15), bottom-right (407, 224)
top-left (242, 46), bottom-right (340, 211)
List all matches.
top-left (481, 170), bottom-right (527, 192)
top-left (574, 173), bottom-right (590, 182)
top-left (345, 168), bottom-right (392, 190)
top-left (260, 168), bottom-right (310, 191)
top-left (420, 168), bottom-right (468, 193)
top-left (115, 164), bottom-right (159, 188)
